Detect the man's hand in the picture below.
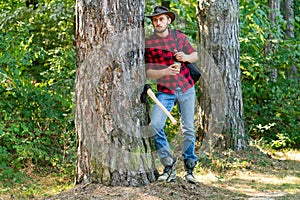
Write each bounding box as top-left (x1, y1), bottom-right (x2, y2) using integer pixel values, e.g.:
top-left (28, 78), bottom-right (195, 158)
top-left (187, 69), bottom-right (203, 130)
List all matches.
top-left (174, 51), bottom-right (188, 62)
top-left (146, 65), bottom-right (180, 80)
top-left (166, 64), bottom-right (180, 75)
top-left (174, 50), bottom-right (198, 63)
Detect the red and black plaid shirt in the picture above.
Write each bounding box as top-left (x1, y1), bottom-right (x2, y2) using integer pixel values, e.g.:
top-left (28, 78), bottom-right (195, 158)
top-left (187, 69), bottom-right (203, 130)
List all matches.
top-left (145, 29), bottom-right (196, 94)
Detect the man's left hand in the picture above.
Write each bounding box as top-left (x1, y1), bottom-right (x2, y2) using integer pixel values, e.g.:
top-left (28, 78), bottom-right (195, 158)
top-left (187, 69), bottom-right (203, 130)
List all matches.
top-left (174, 51), bottom-right (189, 62)
top-left (174, 51), bottom-right (198, 63)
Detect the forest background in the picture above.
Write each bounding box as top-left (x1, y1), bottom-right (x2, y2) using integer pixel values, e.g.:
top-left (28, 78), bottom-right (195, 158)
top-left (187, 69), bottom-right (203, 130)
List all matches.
top-left (0, 0), bottom-right (299, 198)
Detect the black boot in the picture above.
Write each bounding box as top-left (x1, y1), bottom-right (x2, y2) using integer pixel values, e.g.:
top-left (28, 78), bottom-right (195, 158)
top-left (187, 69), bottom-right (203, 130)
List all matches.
top-left (157, 157), bottom-right (177, 182)
top-left (184, 159), bottom-right (196, 184)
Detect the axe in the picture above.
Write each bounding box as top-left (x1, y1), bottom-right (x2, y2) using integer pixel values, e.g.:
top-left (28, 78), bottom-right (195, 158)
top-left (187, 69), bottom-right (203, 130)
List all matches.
top-left (141, 84), bottom-right (177, 125)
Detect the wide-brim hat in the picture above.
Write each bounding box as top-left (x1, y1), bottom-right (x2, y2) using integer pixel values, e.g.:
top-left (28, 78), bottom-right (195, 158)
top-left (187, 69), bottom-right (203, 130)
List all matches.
top-left (146, 6), bottom-right (176, 23)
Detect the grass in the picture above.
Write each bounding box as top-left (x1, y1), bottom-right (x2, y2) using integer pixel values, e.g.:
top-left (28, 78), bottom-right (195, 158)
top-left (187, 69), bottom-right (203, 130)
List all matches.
top-left (194, 144), bottom-right (300, 199)
top-left (0, 144), bottom-right (299, 199)
top-left (0, 168), bottom-right (74, 199)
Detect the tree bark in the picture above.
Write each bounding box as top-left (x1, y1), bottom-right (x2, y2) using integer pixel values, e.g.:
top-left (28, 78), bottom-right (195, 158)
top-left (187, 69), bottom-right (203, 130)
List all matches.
top-left (282, 0), bottom-right (298, 77)
top-left (196, 0), bottom-right (246, 153)
top-left (282, 0), bottom-right (294, 38)
top-left (75, 0), bottom-right (157, 186)
top-left (266, 0), bottom-right (281, 82)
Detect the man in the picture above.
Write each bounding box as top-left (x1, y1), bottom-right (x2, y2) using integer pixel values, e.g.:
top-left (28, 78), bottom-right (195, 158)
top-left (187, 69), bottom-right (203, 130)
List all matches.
top-left (145, 6), bottom-right (198, 184)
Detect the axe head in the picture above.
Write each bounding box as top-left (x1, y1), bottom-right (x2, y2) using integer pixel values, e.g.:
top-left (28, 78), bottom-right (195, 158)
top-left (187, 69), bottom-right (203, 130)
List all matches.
top-left (140, 84), bottom-right (152, 104)
top-left (140, 84), bottom-right (151, 125)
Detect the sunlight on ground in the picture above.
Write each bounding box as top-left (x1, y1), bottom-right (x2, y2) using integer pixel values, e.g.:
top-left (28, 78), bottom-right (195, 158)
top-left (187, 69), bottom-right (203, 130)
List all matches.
top-left (194, 171), bottom-right (300, 198)
top-left (194, 149), bottom-right (300, 198)
top-left (285, 151), bottom-right (300, 161)
top-left (195, 172), bottom-right (219, 184)
top-left (236, 172), bottom-right (300, 185)
top-left (219, 172), bottom-right (299, 197)
top-left (1, 149), bottom-right (299, 199)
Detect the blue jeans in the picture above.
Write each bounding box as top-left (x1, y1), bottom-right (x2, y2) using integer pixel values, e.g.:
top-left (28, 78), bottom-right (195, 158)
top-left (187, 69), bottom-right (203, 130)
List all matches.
top-left (150, 86), bottom-right (197, 164)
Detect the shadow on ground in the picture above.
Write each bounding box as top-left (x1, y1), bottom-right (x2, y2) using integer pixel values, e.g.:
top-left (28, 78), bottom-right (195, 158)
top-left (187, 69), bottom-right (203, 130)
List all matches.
top-left (41, 145), bottom-right (300, 200)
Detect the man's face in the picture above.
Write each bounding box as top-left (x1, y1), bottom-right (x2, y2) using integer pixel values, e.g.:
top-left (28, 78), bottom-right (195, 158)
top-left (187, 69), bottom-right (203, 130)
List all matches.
top-left (152, 14), bottom-right (171, 33)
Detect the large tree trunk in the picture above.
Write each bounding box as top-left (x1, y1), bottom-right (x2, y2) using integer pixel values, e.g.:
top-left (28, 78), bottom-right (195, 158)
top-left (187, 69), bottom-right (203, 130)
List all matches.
top-left (196, 0), bottom-right (246, 153)
top-left (75, 0), bottom-right (157, 186)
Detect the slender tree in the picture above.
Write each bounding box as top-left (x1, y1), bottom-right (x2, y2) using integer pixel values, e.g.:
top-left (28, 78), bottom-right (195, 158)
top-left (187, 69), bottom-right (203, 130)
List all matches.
top-left (196, 0), bottom-right (246, 152)
top-left (75, 0), bottom-right (157, 186)
top-left (283, 0), bottom-right (295, 38)
top-left (265, 0), bottom-right (281, 82)
top-left (282, 0), bottom-right (298, 77)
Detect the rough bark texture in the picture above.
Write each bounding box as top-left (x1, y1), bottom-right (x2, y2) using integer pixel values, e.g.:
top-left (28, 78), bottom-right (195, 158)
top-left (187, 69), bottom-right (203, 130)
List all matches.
top-left (266, 0), bottom-right (281, 82)
top-left (282, 0), bottom-right (294, 38)
top-left (282, 0), bottom-right (298, 77)
top-left (75, 0), bottom-right (157, 186)
top-left (196, 0), bottom-right (246, 153)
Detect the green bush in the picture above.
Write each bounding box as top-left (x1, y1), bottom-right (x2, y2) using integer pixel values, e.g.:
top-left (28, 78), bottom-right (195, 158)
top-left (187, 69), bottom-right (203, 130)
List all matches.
top-left (0, 0), bottom-right (76, 186)
top-left (240, 0), bottom-right (300, 149)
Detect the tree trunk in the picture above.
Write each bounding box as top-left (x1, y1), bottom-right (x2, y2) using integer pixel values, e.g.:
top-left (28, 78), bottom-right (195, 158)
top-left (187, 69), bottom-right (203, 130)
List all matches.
top-left (266, 0), bottom-right (281, 82)
top-left (282, 0), bottom-right (298, 77)
top-left (282, 0), bottom-right (294, 38)
top-left (196, 0), bottom-right (246, 153)
top-left (75, 0), bottom-right (157, 186)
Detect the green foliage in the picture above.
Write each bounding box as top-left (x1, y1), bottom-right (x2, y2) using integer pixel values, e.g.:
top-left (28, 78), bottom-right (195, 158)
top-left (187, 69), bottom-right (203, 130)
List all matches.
top-left (240, 0), bottom-right (300, 149)
top-left (198, 149), bottom-right (252, 173)
top-left (0, 0), bottom-right (299, 195)
top-left (170, 0), bottom-right (198, 41)
top-left (0, 0), bottom-right (74, 80)
top-left (0, 0), bottom-right (76, 187)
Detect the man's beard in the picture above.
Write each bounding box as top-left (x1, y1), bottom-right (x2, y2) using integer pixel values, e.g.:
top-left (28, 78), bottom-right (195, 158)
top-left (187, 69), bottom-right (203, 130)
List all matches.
top-left (154, 25), bottom-right (169, 33)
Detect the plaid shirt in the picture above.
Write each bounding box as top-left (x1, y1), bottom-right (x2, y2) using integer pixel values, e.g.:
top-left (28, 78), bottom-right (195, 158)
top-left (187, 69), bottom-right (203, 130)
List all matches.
top-left (145, 30), bottom-right (196, 94)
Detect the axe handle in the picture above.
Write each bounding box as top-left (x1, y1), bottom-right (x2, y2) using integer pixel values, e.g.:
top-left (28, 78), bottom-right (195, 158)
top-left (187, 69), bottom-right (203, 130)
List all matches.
top-left (147, 89), bottom-right (177, 125)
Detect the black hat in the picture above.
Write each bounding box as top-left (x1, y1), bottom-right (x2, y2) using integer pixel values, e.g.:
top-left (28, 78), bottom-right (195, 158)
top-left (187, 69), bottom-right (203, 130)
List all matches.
top-left (146, 6), bottom-right (176, 23)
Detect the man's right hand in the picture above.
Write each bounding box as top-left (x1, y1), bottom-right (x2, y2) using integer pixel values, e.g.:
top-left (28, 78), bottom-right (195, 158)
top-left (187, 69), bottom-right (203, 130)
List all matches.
top-left (146, 65), bottom-right (180, 80)
top-left (166, 64), bottom-right (180, 75)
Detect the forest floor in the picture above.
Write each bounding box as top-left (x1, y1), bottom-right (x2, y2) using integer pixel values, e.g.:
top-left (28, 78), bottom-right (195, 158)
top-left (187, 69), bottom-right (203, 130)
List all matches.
top-left (1, 145), bottom-right (300, 200)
